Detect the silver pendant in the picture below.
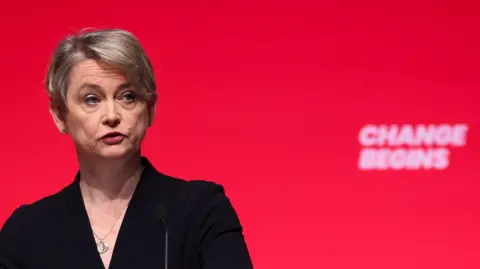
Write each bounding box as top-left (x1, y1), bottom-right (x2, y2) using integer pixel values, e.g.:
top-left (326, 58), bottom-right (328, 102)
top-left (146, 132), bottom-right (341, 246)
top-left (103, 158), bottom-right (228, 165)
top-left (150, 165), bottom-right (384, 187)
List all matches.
top-left (97, 240), bottom-right (109, 254)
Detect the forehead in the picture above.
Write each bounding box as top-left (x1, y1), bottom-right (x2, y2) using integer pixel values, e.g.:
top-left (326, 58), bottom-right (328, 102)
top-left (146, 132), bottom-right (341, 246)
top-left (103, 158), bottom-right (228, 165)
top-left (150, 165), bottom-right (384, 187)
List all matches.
top-left (69, 59), bottom-right (127, 87)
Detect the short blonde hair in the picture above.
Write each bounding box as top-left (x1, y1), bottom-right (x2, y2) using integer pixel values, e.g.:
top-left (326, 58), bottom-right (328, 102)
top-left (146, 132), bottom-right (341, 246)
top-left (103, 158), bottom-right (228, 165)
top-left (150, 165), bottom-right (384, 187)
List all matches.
top-left (45, 28), bottom-right (156, 110)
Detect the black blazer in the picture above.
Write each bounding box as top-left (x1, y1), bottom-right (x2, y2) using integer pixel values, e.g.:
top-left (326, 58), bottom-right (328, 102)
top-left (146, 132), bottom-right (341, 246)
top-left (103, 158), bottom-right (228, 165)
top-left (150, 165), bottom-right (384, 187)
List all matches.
top-left (0, 157), bottom-right (253, 269)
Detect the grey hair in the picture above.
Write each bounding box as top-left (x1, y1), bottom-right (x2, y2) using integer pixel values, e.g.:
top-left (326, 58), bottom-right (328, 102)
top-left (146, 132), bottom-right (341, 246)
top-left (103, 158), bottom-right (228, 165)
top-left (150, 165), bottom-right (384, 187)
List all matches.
top-left (45, 28), bottom-right (157, 110)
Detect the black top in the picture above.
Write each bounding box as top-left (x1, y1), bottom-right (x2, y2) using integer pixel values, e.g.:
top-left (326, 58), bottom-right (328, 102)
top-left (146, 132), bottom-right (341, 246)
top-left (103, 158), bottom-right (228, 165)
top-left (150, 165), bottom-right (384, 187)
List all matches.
top-left (0, 157), bottom-right (253, 269)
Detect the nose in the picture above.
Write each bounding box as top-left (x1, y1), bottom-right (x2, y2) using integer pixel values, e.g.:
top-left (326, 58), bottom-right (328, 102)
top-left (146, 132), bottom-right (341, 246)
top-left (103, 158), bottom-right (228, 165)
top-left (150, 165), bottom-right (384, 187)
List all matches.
top-left (102, 100), bottom-right (121, 127)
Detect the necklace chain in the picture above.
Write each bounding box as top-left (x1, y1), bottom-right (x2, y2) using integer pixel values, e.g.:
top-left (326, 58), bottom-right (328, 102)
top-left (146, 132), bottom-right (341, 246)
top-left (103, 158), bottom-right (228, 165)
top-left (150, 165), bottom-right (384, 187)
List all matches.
top-left (93, 203), bottom-right (129, 241)
top-left (86, 166), bottom-right (144, 255)
top-left (92, 203), bottom-right (129, 255)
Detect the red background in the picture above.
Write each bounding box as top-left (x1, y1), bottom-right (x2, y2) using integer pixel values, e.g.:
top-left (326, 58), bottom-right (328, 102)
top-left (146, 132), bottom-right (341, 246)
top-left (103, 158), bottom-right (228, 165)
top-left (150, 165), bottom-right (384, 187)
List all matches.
top-left (0, 1), bottom-right (479, 268)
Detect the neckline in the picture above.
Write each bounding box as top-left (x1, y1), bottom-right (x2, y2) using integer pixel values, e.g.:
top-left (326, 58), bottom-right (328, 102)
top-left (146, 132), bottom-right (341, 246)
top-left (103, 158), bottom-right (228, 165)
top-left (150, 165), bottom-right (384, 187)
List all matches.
top-left (70, 156), bottom-right (158, 269)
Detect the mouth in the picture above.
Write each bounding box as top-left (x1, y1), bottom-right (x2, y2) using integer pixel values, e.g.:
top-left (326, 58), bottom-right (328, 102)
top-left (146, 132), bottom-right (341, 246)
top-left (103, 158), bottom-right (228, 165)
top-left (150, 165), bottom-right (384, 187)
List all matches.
top-left (101, 132), bottom-right (126, 145)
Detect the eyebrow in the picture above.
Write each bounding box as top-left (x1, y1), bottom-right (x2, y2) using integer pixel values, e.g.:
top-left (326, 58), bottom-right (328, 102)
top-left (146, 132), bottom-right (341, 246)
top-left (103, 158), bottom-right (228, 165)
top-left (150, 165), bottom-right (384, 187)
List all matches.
top-left (78, 82), bottom-right (132, 92)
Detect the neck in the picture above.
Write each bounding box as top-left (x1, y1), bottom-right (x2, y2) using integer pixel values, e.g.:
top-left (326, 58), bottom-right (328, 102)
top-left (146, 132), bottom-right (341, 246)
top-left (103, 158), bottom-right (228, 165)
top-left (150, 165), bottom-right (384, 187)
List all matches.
top-left (77, 152), bottom-right (143, 205)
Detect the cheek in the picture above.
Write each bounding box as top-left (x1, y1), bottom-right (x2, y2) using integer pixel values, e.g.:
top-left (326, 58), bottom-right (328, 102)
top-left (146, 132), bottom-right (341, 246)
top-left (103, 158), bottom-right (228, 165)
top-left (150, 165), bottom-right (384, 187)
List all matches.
top-left (66, 113), bottom-right (101, 138)
top-left (125, 110), bottom-right (150, 134)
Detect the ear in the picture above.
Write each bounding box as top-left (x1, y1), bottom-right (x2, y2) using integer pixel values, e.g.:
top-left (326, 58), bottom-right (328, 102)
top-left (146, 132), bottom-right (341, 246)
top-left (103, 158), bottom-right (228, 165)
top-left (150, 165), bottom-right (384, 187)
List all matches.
top-left (148, 95), bottom-right (158, 127)
top-left (49, 104), bottom-right (67, 134)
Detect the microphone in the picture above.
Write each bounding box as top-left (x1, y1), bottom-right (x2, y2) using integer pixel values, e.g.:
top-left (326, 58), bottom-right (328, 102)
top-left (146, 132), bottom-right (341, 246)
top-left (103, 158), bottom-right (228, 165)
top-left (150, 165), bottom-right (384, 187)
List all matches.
top-left (156, 203), bottom-right (168, 269)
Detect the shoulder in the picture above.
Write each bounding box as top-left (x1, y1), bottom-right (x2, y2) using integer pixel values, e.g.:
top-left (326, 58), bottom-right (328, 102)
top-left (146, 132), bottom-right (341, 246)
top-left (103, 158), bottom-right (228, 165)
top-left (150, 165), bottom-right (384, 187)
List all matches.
top-left (159, 173), bottom-right (229, 210)
top-left (178, 178), bottom-right (227, 205)
top-left (157, 175), bottom-right (252, 268)
top-left (0, 186), bottom-right (70, 264)
top-left (142, 157), bottom-right (230, 214)
top-left (158, 173), bottom-right (241, 228)
top-left (185, 180), bottom-right (241, 228)
top-left (0, 184), bottom-right (71, 235)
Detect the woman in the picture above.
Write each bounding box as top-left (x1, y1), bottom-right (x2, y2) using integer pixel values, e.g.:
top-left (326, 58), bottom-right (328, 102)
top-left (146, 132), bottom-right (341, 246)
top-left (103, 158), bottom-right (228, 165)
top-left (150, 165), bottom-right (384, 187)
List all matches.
top-left (0, 29), bottom-right (253, 269)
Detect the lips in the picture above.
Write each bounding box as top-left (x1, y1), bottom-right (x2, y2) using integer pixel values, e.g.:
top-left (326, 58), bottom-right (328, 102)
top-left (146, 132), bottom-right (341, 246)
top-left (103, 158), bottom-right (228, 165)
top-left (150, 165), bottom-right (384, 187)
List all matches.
top-left (101, 132), bottom-right (125, 145)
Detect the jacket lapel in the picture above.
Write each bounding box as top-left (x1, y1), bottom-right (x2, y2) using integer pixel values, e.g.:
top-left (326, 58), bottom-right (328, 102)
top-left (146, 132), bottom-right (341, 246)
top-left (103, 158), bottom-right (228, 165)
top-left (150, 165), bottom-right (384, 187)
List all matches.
top-left (108, 157), bottom-right (168, 269)
top-left (59, 175), bottom-right (105, 269)
top-left (58, 157), bottom-right (169, 269)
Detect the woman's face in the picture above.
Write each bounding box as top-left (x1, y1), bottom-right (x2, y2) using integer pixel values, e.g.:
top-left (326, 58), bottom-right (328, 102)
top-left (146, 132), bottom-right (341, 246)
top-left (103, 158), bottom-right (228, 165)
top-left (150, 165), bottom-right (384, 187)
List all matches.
top-left (51, 59), bottom-right (152, 159)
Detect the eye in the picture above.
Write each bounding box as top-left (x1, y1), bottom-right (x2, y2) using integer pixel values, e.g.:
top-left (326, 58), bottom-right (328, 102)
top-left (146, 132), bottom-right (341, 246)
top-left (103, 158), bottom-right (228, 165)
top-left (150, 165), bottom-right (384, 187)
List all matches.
top-left (84, 95), bottom-right (99, 105)
top-left (121, 91), bottom-right (137, 103)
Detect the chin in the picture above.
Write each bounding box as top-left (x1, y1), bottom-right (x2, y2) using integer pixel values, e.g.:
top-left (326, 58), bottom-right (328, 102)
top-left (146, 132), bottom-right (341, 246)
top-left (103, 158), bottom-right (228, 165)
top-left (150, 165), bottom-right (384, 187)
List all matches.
top-left (96, 146), bottom-right (134, 159)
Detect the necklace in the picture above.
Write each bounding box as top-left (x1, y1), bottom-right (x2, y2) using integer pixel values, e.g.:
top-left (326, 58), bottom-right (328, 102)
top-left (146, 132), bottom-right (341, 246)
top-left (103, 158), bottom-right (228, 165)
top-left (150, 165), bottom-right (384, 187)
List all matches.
top-left (85, 166), bottom-right (144, 255)
top-left (92, 203), bottom-right (129, 255)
